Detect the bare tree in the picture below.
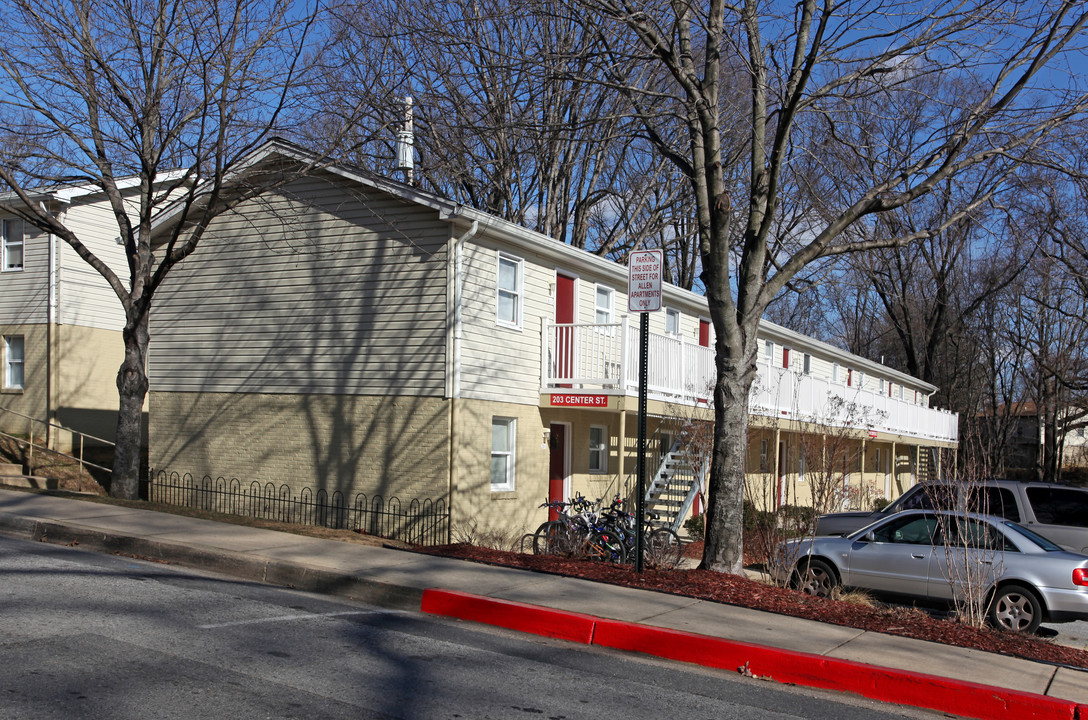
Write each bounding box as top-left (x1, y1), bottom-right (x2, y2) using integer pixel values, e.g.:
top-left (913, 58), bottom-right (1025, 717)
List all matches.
top-left (1004, 246), bottom-right (1088, 481)
top-left (0, 0), bottom-right (372, 498)
top-left (568, 0), bottom-right (1088, 572)
top-left (322, 0), bottom-right (707, 284)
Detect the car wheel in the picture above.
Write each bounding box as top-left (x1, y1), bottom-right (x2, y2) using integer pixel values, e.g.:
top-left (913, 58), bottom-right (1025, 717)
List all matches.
top-left (791, 558), bottom-right (838, 598)
top-left (988, 584), bottom-right (1042, 634)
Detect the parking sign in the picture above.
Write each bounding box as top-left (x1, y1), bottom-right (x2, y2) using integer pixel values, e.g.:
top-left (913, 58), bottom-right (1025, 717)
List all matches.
top-left (628, 249), bottom-right (662, 312)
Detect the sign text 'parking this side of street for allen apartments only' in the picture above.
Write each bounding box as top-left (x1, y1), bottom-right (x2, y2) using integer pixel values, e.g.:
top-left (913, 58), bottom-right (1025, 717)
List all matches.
top-left (628, 249), bottom-right (662, 313)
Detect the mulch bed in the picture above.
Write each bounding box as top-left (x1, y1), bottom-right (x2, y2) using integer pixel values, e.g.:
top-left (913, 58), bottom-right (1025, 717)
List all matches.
top-left (417, 541), bottom-right (1088, 671)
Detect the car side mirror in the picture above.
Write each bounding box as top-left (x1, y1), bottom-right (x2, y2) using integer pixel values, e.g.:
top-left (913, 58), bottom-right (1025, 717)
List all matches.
top-left (862, 532), bottom-right (875, 543)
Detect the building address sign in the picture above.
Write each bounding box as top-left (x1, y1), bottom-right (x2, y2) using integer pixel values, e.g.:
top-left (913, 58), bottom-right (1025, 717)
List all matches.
top-left (550, 393), bottom-right (609, 407)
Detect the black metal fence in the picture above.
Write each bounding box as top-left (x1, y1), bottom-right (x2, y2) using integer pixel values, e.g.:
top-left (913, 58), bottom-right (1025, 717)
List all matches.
top-left (149, 470), bottom-right (449, 546)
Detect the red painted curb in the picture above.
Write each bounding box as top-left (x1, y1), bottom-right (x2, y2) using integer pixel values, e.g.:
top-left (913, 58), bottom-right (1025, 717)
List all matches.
top-left (420, 588), bottom-right (597, 644)
top-left (421, 588), bottom-right (1081, 720)
top-left (592, 619), bottom-right (1075, 720)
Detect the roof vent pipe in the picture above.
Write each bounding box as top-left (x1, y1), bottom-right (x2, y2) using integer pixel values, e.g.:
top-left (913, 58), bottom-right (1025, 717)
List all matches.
top-left (395, 96), bottom-right (415, 184)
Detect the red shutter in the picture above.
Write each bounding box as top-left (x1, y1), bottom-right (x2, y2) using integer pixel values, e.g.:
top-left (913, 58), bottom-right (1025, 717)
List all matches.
top-left (555, 274), bottom-right (576, 387)
top-left (698, 319), bottom-right (710, 347)
top-left (555, 274), bottom-right (575, 323)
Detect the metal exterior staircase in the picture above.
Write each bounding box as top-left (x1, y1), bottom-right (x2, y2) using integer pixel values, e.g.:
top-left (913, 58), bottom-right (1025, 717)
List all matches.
top-left (644, 431), bottom-right (708, 533)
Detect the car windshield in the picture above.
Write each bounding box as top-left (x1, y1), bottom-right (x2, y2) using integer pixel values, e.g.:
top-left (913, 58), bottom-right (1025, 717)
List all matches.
top-left (1002, 520), bottom-right (1063, 551)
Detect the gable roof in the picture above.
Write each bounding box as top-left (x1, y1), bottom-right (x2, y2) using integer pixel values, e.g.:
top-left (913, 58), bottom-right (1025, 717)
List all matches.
top-left (150, 137), bottom-right (939, 394)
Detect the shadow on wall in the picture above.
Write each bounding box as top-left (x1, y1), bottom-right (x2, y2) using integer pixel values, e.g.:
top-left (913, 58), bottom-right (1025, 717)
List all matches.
top-left (54, 407), bottom-right (138, 448)
top-left (149, 176), bottom-right (452, 506)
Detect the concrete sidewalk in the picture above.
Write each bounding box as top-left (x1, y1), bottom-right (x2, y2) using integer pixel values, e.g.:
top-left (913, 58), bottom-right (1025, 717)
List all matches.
top-left (1, 487), bottom-right (1086, 719)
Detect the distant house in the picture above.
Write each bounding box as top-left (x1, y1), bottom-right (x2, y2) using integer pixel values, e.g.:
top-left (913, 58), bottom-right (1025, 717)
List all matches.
top-left (982, 401), bottom-right (1088, 478)
top-left (145, 140), bottom-right (959, 539)
top-left (0, 181), bottom-right (138, 452)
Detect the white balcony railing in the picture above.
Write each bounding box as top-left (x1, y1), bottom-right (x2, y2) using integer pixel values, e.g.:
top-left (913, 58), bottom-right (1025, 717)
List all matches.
top-left (541, 319), bottom-right (959, 444)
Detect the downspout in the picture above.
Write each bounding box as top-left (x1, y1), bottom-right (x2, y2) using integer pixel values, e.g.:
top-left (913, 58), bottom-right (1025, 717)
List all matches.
top-left (447, 217), bottom-right (479, 539)
top-left (45, 196), bottom-right (69, 451)
top-left (46, 209), bottom-right (59, 449)
top-left (453, 219), bottom-right (477, 398)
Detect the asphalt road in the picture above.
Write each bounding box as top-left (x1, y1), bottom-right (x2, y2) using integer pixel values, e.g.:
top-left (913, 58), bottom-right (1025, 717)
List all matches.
top-left (0, 535), bottom-right (945, 720)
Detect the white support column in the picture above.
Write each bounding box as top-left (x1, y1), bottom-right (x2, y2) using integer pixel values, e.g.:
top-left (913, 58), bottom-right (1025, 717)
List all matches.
top-left (540, 317), bottom-right (549, 389)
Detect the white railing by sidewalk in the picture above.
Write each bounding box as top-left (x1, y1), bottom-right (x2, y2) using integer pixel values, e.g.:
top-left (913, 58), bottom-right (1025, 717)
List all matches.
top-left (541, 319), bottom-right (959, 444)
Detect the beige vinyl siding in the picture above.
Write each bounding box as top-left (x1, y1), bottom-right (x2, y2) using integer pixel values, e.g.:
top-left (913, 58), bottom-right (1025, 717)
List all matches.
top-left (0, 220), bottom-right (49, 325)
top-left (149, 175), bottom-right (449, 396)
top-left (57, 199), bottom-right (129, 331)
top-left (458, 240), bottom-right (552, 404)
top-left (808, 354), bottom-right (833, 380)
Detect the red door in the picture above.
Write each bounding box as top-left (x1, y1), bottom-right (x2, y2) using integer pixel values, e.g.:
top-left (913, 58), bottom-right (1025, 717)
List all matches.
top-left (697, 319), bottom-right (711, 403)
top-left (548, 423), bottom-right (567, 520)
top-left (555, 274), bottom-right (576, 386)
top-left (776, 442), bottom-right (787, 509)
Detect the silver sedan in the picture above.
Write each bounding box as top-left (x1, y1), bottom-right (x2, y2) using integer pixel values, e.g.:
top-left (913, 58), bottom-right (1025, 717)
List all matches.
top-left (778, 510), bottom-right (1088, 633)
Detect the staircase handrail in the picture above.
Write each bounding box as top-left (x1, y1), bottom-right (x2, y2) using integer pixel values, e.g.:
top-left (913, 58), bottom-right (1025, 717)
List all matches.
top-left (0, 405), bottom-right (114, 478)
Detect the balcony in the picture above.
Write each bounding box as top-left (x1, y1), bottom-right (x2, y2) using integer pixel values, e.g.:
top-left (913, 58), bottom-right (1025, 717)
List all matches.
top-left (541, 320), bottom-right (959, 445)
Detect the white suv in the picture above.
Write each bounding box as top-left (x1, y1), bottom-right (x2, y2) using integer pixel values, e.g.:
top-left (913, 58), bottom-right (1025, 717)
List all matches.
top-left (815, 480), bottom-right (1088, 554)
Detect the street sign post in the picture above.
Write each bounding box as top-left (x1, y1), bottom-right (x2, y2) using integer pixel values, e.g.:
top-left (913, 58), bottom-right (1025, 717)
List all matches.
top-left (628, 249), bottom-right (662, 573)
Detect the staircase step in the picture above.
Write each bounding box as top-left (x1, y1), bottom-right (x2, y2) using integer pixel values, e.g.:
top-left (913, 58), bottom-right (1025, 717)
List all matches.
top-left (0, 475), bottom-right (60, 490)
top-left (0, 462), bottom-right (25, 477)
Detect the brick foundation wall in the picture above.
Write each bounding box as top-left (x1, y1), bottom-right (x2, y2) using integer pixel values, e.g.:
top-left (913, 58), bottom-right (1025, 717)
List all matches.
top-left (149, 391), bottom-right (451, 501)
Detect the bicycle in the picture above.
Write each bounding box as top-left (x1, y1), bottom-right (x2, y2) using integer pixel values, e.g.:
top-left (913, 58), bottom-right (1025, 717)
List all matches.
top-left (597, 497), bottom-right (683, 569)
top-left (533, 495), bottom-right (628, 563)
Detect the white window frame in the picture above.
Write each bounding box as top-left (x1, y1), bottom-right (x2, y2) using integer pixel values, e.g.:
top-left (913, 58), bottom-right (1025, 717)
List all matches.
top-left (589, 425), bottom-right (608, 474)
top-left (665, 307), bottom-right (681, 337)
top-left (832, 363), bottom-right (840, 383)
top-left (879, 378), bottom-right (886, 394)
top-left (594, 284), bottom-right (614, 325)
top-left (764, 340), bottom-right (773, 362)
top-left (496, 253), bottom-right (523, 330)
top-left (2, 218), bottom-right (24, 272)
top-left (490, 417), bottom-right (516, 491)
top-left (3, 335), bottom-right (24, 390)
top-left (803, 353), bottom-right (812, 375)
top-left (760, 438), bottom-right (769, 472)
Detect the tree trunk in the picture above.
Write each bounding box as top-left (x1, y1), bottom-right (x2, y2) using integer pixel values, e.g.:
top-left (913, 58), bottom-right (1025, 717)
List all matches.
top-left (111, 311), bottom-right (150, 499)
top-left (699, 349), bottom-right (757, 574)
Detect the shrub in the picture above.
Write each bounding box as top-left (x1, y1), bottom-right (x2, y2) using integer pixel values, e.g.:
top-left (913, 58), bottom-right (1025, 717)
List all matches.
top-left (683, 513), bottom-right (704, 540)
top-left (779, 504), bottom-right (817, 527)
